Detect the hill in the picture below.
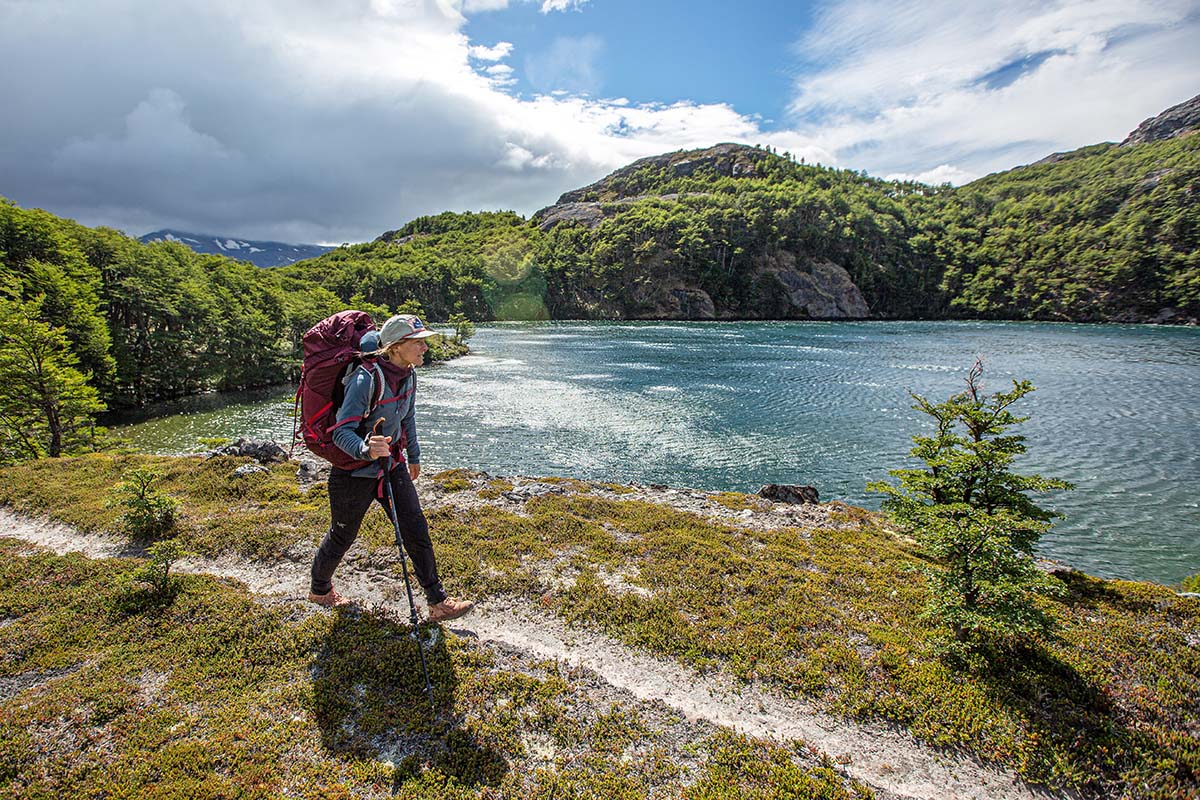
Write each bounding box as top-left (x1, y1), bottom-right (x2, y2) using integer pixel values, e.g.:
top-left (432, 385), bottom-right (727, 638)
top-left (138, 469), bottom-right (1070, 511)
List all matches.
top-left (285, 94), bottom-right (1198, 324)
top-left (0, 453), bottom-right (1196, 798)
top-left (138, 229), bottom-right (334, 267)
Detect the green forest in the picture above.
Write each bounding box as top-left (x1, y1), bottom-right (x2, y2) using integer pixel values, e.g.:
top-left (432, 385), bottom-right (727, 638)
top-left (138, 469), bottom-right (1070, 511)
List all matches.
top-left (280, 132), bottom-right (1198, 324)
top-left (1, 124), bottom-right (1197, 460)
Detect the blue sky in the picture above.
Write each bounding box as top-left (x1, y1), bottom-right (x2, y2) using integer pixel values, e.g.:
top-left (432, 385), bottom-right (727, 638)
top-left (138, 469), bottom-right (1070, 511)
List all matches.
top-left (464, 0), bottom-right (814, 125)
top-left (0, 0), bottom-right (1197, 243)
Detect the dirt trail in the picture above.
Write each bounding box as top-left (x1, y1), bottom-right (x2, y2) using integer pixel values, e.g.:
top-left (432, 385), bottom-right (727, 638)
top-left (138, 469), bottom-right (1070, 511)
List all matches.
top-left (0, 508), bottom-right (1061, 800)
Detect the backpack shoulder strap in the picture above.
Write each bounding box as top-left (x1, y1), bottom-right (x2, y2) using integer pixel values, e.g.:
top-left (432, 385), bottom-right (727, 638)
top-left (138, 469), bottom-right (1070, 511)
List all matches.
top-left (366, 362), bottom-right (386, 417)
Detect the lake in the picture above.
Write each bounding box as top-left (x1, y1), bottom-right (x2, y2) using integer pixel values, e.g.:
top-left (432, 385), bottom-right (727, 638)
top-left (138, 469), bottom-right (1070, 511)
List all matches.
top-left (112, 321), bottom-right (1200, 585)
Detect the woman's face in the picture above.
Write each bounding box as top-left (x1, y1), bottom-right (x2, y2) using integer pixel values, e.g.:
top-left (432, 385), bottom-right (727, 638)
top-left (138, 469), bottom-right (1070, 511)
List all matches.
top-left (388, 337), bottom-right (428, 367)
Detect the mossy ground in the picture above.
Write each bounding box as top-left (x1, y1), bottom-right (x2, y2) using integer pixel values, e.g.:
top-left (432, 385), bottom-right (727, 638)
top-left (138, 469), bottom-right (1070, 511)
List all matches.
top-left (1, 454), bottom-right (1198, 798)
top-left (0, 542), bottom-right (869, 799)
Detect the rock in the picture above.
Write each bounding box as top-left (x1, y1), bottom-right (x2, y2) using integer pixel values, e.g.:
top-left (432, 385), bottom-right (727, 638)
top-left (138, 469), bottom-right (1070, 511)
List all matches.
top-left (758, 484), bottom-right (819, 504)
top-left (208, 438), bottom-right (289, 464)
top-left (232, 464), bottom-right (270, 476)
top-left (627, 281), bottom-right (716, 319)
top-left (502, 483), bottom-right (567, 502)
top-left (758, 257), bottom-right (870, 319)
top-left (556, 143), bottom-right (764, 204)
top-left (296, 459), bottom-right (330, 485)
top-left (533, 201), bottom-right (606, 232)
top-left (1122, 93), bottom-right (1200, 146)
top-left (665, 288), bottom-right (716, 319)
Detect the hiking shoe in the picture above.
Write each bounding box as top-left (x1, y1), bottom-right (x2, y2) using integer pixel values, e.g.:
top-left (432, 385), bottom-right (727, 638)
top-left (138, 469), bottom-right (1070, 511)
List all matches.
top-left (308, 587), bottom-right (351, 608)
top-left (428, 597), bottom-right (474, 623)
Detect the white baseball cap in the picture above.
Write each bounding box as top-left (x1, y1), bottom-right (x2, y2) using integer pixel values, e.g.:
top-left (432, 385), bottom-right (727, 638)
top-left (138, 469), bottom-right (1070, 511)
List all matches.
top-left (379, 314), bottom-right (439, 346)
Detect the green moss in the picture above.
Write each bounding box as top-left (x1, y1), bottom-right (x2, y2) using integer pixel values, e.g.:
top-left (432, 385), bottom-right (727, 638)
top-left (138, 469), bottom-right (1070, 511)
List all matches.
top-left (2, 455), bottom-right (1198, 797)
top-left (536, 476), bottom-right (593, 493)
top-left (0, 542), bottom-right (867, 798)
top-left (430, 468), bottom-right (478, 493)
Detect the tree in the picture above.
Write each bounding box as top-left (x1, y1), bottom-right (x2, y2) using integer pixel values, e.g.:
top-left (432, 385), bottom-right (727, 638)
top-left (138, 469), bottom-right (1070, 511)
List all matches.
top-left (870, 360), bottom-right (1072, 650)
top-left (0, 293), bottom-right (106, 462)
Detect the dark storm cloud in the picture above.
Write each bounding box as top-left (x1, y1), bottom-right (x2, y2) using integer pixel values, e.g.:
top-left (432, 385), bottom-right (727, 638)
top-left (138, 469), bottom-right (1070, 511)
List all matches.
top-left (0, 0), bottom-right (625, 242)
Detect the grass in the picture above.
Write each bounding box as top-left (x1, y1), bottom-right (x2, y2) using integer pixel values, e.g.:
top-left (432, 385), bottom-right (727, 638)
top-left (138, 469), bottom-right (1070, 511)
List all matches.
top-left (0, 541), bottom-right (869, 799)
top-left (0, 454), bottom-right (1197, 797)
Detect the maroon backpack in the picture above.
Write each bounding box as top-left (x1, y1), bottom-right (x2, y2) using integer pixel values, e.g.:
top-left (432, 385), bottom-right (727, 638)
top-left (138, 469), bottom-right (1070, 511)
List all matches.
top-left (292, 310), bottom-right (384, 470)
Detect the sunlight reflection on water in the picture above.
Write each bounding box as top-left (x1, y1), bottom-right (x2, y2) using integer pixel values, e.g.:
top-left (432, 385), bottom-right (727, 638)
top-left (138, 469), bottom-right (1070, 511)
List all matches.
top-left (115, 321), bottom-right (1200, 584)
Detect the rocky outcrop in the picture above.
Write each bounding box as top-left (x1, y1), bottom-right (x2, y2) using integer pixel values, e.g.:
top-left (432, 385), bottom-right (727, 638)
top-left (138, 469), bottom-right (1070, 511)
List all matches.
top-left (1122, 93), bottom-right (1200, 146)
top-left (206, 438), bottom-right (289, 464)
top-left (533, 201), bottom-right (606, 232)
top-left (532, 193), bottom-right (699, 232)
top-left (759, 259), bottom-right (870, 319)
top-left (557, 144), bottom-right (768, 204)
top-left (758, 484), bottom-right (819, 504)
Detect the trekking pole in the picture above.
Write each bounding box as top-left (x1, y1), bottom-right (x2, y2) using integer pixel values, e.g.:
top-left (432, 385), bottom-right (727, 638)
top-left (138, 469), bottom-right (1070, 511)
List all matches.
top-left (373, 420), bottom-right (436, 717)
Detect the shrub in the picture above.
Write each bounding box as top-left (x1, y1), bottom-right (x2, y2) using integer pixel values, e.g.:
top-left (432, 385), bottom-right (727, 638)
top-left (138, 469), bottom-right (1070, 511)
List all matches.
top-left (130, 539), bottom-right (187, 596)
top-left (105, 467), bottom-right (179, 538)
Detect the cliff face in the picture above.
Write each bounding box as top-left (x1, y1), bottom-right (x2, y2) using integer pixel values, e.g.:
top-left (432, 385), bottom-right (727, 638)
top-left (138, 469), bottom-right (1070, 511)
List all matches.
top-left (547, 248), bottom-right (870, 321)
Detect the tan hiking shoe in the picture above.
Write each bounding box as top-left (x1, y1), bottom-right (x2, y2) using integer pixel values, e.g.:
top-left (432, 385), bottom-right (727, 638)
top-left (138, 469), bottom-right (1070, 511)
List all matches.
top-left (428, 596), bottom-right (474, 623)
top-left (308, 587), bottom-right (351, 608)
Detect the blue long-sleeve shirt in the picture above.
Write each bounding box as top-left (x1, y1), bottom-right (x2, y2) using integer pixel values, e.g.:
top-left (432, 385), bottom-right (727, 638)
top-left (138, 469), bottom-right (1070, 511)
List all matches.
top-left (331, 357), bottom-right (420, 478)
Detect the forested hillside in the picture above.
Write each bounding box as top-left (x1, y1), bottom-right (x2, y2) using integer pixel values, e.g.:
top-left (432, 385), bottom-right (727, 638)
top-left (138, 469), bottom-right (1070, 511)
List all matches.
top-left (282, 96), bottom-right (1199, 325)
top-left (0, 200), bottom-right (345, 411)
top-left (0, 200), bottom-right (477, 461)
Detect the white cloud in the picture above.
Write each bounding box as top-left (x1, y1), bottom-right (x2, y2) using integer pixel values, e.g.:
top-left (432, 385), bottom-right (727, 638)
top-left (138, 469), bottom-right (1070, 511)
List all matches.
top-left (788, 0), bottom-right (1200, 182)
top-left (463, 0), bottom-right (511, 11)
top-left (885, 164), bottom-right (976, 186)
top-left (540, 0), bottom-right (589, 12)
top-left (470, 41), bottom-right (514, 61)
top-left (0, 0), bottom-right (789, 242)
top-left (4, 0), bottom-right (1189, 245)
top-left (484, 63), bottom-right (518, 86)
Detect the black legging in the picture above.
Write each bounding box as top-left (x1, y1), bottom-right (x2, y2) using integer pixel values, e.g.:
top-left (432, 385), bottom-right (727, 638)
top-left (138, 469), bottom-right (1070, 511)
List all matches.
top-left (310, 466), bottom-right (447, 603)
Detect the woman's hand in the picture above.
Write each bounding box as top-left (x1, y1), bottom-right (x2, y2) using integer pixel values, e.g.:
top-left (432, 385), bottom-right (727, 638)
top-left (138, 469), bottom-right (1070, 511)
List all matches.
top-left (408, 463), bottom-right (421, 481)
top-left (367, 434), bottom-right (391, 459)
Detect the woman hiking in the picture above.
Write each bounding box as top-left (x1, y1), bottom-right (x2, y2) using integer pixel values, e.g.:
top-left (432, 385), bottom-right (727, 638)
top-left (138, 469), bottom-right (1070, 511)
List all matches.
top-left (308, 313), bottom-right (474, 623)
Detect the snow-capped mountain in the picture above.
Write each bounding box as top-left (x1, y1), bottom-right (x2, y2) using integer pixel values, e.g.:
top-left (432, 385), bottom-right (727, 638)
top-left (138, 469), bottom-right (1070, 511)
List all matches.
top-left (138, 229), bottom-right (334, 267)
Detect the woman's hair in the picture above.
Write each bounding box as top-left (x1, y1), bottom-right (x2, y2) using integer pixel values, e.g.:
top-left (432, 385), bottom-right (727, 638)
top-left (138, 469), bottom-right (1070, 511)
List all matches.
top-left (362, 342), bottom-right (397, 359)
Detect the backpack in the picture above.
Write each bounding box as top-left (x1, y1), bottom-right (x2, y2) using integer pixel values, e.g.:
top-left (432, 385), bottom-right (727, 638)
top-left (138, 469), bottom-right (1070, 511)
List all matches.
top-left (292, 310), bottom-right (385, 470)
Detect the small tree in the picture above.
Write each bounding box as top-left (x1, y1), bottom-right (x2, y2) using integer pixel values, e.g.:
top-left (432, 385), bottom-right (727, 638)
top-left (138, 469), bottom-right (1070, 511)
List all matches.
top-left (0, 293), bottom-right (106, 463)
top-left (131, 539), bottom-right (186, 597)
top-left (447, 313), bottom-right (476, 344)
top-left (870, 360), bottom-right (1072, 649)
top-left (105, 467), bottom-right (179, 539)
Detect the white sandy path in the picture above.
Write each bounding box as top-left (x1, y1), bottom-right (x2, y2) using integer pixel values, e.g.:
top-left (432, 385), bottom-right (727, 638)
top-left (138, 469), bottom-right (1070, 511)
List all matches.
top-left (0, 509), bottom-right (1064, 800)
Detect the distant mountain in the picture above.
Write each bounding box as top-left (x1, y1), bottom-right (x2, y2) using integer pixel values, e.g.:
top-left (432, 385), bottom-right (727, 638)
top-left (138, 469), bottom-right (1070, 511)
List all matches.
top-left (137, 229), bottom-right (333, 267)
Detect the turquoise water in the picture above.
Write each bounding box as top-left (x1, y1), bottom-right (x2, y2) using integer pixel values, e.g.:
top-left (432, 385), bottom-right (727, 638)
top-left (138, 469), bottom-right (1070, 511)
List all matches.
top-left (113, 321), bottom-right (1200, 585)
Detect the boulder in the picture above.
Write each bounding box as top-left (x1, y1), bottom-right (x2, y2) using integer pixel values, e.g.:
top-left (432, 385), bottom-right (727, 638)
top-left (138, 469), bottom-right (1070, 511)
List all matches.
top-left (295, 458), bottom-right (330, 491)
top-left (758, 257), bottom-right (871, 319)
top-left (758, 484), bottom-right (819, 504)
top-left (208, 438), bottom-right (289, 464)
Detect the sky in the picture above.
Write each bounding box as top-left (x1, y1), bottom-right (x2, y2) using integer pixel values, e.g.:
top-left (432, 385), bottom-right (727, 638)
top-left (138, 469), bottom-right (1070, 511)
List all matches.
top-left (1, 0), bottom-right (1197, 244)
